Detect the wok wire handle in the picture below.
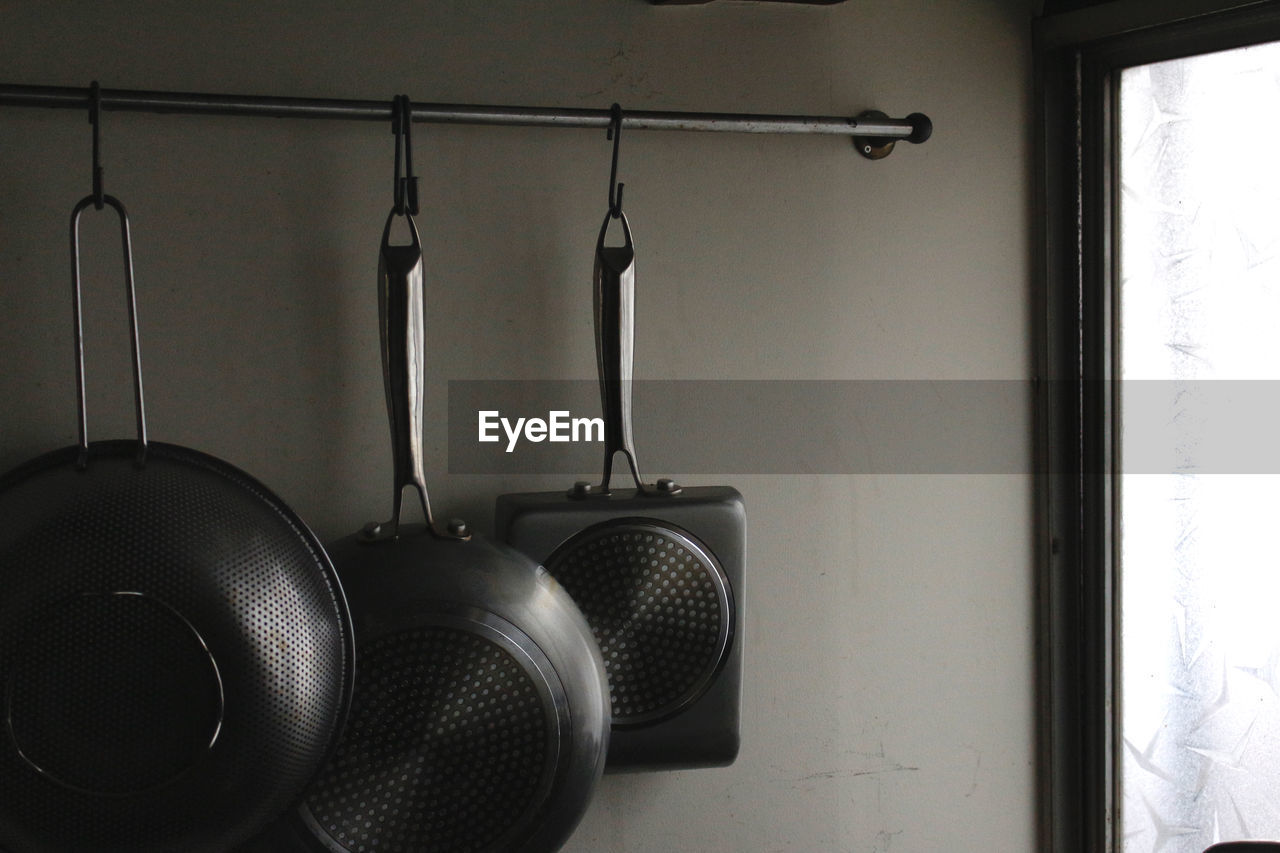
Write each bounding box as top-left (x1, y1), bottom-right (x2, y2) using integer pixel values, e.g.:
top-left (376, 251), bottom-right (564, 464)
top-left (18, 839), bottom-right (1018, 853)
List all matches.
top-left (71, 80), bottom-right (147, 468)
top-left (70, 196), bottom-right (148, 468)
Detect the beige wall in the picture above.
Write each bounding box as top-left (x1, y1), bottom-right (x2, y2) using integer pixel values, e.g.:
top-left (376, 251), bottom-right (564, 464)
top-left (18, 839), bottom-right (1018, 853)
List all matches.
top-left (0, 1), bottom-right (1036, 849)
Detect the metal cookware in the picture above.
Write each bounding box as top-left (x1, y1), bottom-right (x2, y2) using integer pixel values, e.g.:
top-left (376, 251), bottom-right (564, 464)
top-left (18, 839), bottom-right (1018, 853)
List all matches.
top-left (261, 96), bottom-right (610, 853)
top-left (495, 195), bottom-right (746, 771)
top-left (0, 190), bottom-right (354, 851)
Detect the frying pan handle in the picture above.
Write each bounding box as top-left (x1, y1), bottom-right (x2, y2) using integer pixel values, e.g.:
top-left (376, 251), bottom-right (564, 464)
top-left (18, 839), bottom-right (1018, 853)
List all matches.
top-left (70, 193), bottom-right (148, 468)
top-left (593, 210), bottom-right (654, 495)
top-left (368, 210), bottom-right (467, 541)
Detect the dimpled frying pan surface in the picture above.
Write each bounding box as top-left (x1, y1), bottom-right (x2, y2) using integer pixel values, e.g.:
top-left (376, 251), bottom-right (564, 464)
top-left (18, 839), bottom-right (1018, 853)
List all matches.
top-left (545, 520), bottom-right (732, 724)
top-left (0, 442), bottom-right (352, 852)
top-left (301, 619), bottom-right (564, 852)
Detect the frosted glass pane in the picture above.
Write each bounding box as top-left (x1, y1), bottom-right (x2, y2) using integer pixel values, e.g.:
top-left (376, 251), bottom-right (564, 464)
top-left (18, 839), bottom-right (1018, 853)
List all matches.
top-left (1119, 42), bottom-right (1280, 852)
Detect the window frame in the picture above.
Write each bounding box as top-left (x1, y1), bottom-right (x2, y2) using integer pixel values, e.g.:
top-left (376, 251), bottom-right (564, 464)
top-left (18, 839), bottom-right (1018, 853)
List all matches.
top-left (1035, 2), bottom-right (1280, 850)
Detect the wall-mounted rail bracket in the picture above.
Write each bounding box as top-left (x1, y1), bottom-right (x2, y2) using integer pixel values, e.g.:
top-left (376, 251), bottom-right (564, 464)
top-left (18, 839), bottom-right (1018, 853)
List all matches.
top-left (854, 110), bottom-right (933, 160)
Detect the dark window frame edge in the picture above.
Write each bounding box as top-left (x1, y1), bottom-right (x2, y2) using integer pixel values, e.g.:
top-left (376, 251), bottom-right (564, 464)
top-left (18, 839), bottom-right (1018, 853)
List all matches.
top-left (1035, 2), bottom-right (1280, 850)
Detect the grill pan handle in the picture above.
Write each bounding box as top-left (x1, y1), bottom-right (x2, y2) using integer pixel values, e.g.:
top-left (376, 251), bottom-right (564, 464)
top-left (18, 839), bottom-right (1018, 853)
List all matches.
top-left (70, 193), bottom-right (148, 468)
top-left (593, 209), bottom-right (654, 495)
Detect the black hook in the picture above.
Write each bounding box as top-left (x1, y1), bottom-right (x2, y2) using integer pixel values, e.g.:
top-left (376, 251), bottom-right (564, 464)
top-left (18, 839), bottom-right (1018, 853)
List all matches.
top-left (401, 96), bottom-right (418, 216)
top-left (391, 95), bottom-right (420, 217)
top-left (391, 95), bottom-right (404, 214)
top-left (606, 102), bottom-right (624, 219)
top-left (89, 81), bottom-right (104, 210)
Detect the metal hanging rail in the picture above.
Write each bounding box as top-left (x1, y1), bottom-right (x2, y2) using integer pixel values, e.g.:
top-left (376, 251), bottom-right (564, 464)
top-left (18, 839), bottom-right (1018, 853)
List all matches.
top-left (0, 83), bottom-right (932, 158)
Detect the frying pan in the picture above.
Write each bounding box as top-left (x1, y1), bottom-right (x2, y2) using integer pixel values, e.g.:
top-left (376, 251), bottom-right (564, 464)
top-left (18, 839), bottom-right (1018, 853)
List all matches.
top-left (495, 208), bottom-right (746, 771)
top-left (261, 129), bottom-right (610, 851)
top-left (0, 193), bottom-right (354, 851)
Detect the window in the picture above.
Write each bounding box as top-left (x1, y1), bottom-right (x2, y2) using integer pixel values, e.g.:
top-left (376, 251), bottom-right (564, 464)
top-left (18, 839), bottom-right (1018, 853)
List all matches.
top-left (1037, 3), bottom-right (1280, 851)
top-left (1119, 42), bottom-right (1280, 850)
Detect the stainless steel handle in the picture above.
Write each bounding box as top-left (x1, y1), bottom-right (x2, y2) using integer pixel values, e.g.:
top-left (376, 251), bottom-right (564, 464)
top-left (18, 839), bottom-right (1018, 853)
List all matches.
top-left (593, 210), bottom-right (650, 494)
top-left (70, 193), bottom-right (147, 467)
top-left (365, 210), bottom-right (465, 540)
